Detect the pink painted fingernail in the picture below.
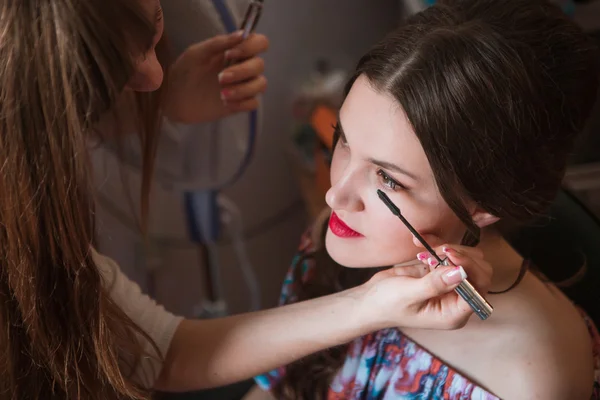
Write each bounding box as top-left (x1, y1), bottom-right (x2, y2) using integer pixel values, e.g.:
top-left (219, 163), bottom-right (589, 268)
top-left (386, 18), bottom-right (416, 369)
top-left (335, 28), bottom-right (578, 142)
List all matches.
top-left (417, 252), bottom-right (429, 260)
top-left (443, 246), bottom-right (453, 254)
top-left (220, 89), bottom-right (234, 100)
top-left (428, 257), bottom-right (438, 267)
top-left (442, 266), bottom-right (468, 285)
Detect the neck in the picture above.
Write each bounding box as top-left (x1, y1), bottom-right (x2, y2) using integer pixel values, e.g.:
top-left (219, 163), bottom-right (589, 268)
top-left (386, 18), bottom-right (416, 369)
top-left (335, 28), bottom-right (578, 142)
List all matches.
top-left (477, 228), bottom-right (526, 293)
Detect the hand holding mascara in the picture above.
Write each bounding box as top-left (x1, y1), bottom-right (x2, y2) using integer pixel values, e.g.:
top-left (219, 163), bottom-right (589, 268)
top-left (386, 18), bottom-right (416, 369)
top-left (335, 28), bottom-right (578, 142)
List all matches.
top-left (223, 0), bottom-right (264, 68)
top-left (377, 190), bottom-right (494, 320)
top-left (215, 0), bottom-right (268, 112)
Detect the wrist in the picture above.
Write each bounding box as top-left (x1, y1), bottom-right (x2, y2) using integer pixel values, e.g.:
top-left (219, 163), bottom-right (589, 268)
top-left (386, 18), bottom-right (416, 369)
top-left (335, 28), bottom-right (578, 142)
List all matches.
top-left (341, 283), bottom-right (389, 335)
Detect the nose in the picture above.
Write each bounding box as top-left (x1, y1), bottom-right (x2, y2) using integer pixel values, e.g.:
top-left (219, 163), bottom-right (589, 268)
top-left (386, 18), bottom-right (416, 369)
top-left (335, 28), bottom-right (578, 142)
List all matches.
top-left (325, 173), bottom-right (365, 213)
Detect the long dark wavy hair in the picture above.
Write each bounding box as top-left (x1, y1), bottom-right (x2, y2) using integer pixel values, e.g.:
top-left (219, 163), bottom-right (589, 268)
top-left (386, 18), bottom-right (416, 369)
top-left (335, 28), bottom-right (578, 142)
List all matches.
top-left (274, 1), bottom-right (600, 398)
top-left (0, 0), bottom-right (168, 398)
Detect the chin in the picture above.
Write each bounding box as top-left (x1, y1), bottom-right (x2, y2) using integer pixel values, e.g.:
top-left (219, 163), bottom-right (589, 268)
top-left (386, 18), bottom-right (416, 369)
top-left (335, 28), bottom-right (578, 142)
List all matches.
top-left (325, 229), bottom-right (419, 269)
top-left (324, 229), bottom-right (380, 268)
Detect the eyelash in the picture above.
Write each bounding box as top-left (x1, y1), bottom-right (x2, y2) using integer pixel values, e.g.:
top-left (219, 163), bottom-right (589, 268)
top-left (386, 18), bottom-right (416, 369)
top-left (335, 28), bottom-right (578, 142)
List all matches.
top-left (377, 169), bottom-right (406, 191)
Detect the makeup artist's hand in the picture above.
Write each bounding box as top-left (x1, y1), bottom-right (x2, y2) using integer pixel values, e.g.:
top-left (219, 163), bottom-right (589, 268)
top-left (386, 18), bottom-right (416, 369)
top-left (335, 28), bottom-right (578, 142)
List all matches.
top-left (362, 244), bottom-right (492, 330)
top-left (165, 31), bottom-right (269, 124)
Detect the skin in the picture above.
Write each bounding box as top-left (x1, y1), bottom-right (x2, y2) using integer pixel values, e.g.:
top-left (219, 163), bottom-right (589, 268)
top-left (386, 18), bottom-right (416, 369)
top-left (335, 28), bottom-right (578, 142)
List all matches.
top-left (108, 0), bottom-right (495, 394)
top-left (326, 76), bottom-right (485, 268)
top-left (130, 0), bottom-right (269, 123)
top-left (126, 1), bottom-right (165, 92)
top-left (125, 3), bottom-right (594, 398)
top-left (323, 76), bottom-right (595, 400)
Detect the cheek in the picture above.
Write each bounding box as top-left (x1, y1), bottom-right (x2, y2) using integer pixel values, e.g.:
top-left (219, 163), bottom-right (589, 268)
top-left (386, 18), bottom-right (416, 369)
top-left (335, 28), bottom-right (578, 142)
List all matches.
top-left (126, 52), bottom-right (164, 92)
top-left (365, 198), bottom-right (463, 262)
top-left (396, 199), bottom-right (466, 247)
top-left (369, 202), bottom-right (420, 256)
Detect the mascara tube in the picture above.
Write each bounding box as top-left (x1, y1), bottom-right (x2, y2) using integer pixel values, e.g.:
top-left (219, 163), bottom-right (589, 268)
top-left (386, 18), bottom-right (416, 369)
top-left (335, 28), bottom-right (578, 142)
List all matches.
top-left (440, 259), bottom-right (493, 320)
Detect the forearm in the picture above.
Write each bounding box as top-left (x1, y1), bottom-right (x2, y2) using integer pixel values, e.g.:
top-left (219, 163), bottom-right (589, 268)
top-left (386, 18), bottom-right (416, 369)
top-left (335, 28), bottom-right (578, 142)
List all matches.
top-left (155, 285), bottom-right (379, 392)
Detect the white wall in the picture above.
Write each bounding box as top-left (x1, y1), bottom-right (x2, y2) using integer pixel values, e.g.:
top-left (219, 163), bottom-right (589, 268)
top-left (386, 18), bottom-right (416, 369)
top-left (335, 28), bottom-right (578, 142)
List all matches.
top-left (94, 0), bottom-right (401, 317)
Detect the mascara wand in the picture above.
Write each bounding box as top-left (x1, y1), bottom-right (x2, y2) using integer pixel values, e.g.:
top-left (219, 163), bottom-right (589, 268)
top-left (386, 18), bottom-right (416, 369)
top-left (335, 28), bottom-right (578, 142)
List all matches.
top-left (376, 189), bottom-right (493, 320)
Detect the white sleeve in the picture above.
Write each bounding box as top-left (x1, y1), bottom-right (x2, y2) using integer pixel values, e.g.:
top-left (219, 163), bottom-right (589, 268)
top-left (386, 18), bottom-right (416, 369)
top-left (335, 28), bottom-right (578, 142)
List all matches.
top-left (93, 249), bottom-right (184, 389)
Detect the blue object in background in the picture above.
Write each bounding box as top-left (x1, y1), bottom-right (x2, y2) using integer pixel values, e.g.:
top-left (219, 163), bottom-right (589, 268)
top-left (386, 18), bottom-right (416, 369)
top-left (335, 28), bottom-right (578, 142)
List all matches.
top-left (561, 0), bottom-right (576, 16)
top-left (184, 191), bottom-right (220, 244)
top-left (184, 0), bottom-right (259, 248)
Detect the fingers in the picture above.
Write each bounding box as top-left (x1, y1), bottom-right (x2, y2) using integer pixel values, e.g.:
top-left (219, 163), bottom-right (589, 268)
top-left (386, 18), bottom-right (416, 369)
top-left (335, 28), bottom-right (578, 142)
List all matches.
top-left (217, 36), bottom-right (268, 109)
top-left (416, 251), bottom-right (444, 272)
top-left (191, 31), bottom-right (245, 61)
top-left (442, 245), bottom-right (491, 293)
top-left (223, 33), bottom-right (269, 62)
top-left (219, 57), bottom-right (265, 85)
top-left (415, 243), bottom-right (484, 269)
top-left (416, 244), bottom-right (493, 328)
top-left (416, 244), bottom-right (492, 294)
top-left (392, 264), bottom-right (429, 279)
top-left (418, 265), bottom-right (467, 299)
top-left (220, 75), bottom-right (267, 105)
top-left (415, 266), bottom-right (474, 329)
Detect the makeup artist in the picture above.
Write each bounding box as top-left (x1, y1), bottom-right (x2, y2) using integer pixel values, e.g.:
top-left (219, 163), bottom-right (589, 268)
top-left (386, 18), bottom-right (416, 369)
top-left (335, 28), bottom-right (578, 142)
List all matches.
top-left (0, 0), bottom-right (493, 398)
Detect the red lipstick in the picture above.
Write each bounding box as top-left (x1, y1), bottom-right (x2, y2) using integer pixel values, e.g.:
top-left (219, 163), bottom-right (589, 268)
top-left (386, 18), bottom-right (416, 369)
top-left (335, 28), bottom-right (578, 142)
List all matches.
top-left (328, 212), bottom-right (362, 238)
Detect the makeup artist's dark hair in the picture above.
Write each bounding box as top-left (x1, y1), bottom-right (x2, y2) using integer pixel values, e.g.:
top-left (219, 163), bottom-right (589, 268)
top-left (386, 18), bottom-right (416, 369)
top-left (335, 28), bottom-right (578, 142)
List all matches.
top-left (0, 0), bottom-right (168, 399)
top-left (274, 0), bottom-right (599, 398)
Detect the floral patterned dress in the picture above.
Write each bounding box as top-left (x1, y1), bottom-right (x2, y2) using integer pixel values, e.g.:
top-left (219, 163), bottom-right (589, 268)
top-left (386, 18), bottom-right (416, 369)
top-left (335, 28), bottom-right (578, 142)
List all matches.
top-left (255, 229), bottom-right (600, 399)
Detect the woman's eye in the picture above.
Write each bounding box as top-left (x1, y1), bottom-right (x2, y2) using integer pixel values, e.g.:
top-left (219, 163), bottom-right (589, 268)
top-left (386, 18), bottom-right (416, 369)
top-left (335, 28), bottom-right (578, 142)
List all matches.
top-left (377, 169), bottom-right (404, 191)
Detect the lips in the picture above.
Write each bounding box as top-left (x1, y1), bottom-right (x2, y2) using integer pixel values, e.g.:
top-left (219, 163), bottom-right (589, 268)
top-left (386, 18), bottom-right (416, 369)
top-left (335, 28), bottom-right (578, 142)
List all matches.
top-left (328, 212), bottom-right (363, 238)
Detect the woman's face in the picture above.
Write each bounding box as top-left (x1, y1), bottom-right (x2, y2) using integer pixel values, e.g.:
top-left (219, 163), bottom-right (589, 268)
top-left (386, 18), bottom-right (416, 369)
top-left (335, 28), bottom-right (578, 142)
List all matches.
top-left (325, 76), bottom-right (468, 268)
top-left (126, 0), bottom-right (165, 92)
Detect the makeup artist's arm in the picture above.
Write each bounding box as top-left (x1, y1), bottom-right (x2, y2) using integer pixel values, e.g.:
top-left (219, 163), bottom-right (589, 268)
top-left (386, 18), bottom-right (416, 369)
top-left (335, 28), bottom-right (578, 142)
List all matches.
top-left (154, 255), bottom-right (490, 392)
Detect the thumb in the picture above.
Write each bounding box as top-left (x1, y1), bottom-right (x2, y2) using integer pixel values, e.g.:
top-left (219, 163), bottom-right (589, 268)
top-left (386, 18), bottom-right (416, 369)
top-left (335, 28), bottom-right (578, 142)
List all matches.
top-left (191, 31), bottom-right (244, 60)
top-left (416, 265), bottom-right (467, 299)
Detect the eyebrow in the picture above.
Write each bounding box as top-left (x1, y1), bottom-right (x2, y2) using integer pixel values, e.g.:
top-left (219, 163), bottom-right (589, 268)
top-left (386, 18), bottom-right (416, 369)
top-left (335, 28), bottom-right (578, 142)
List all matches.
top-left (337, 117), bottom-right (420, 182)
top-left (368, 158), bottom-right (419, 182)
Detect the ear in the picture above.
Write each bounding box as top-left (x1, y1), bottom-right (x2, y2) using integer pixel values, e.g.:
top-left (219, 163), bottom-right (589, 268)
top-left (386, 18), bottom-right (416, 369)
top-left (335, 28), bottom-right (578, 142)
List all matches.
top-left (472, 209), bottom-right (499, 228)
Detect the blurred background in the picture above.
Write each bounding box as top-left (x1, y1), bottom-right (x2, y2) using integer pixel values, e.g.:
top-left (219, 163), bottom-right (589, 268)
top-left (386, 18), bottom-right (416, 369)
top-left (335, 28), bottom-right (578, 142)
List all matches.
top-left (90, 1), bottom-right (600, 399)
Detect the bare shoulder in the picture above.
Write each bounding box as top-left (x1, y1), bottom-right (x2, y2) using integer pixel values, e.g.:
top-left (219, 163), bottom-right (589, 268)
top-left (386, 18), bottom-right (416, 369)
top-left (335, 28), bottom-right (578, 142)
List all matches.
top-left (490, 273), bottom-right (595, 400)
